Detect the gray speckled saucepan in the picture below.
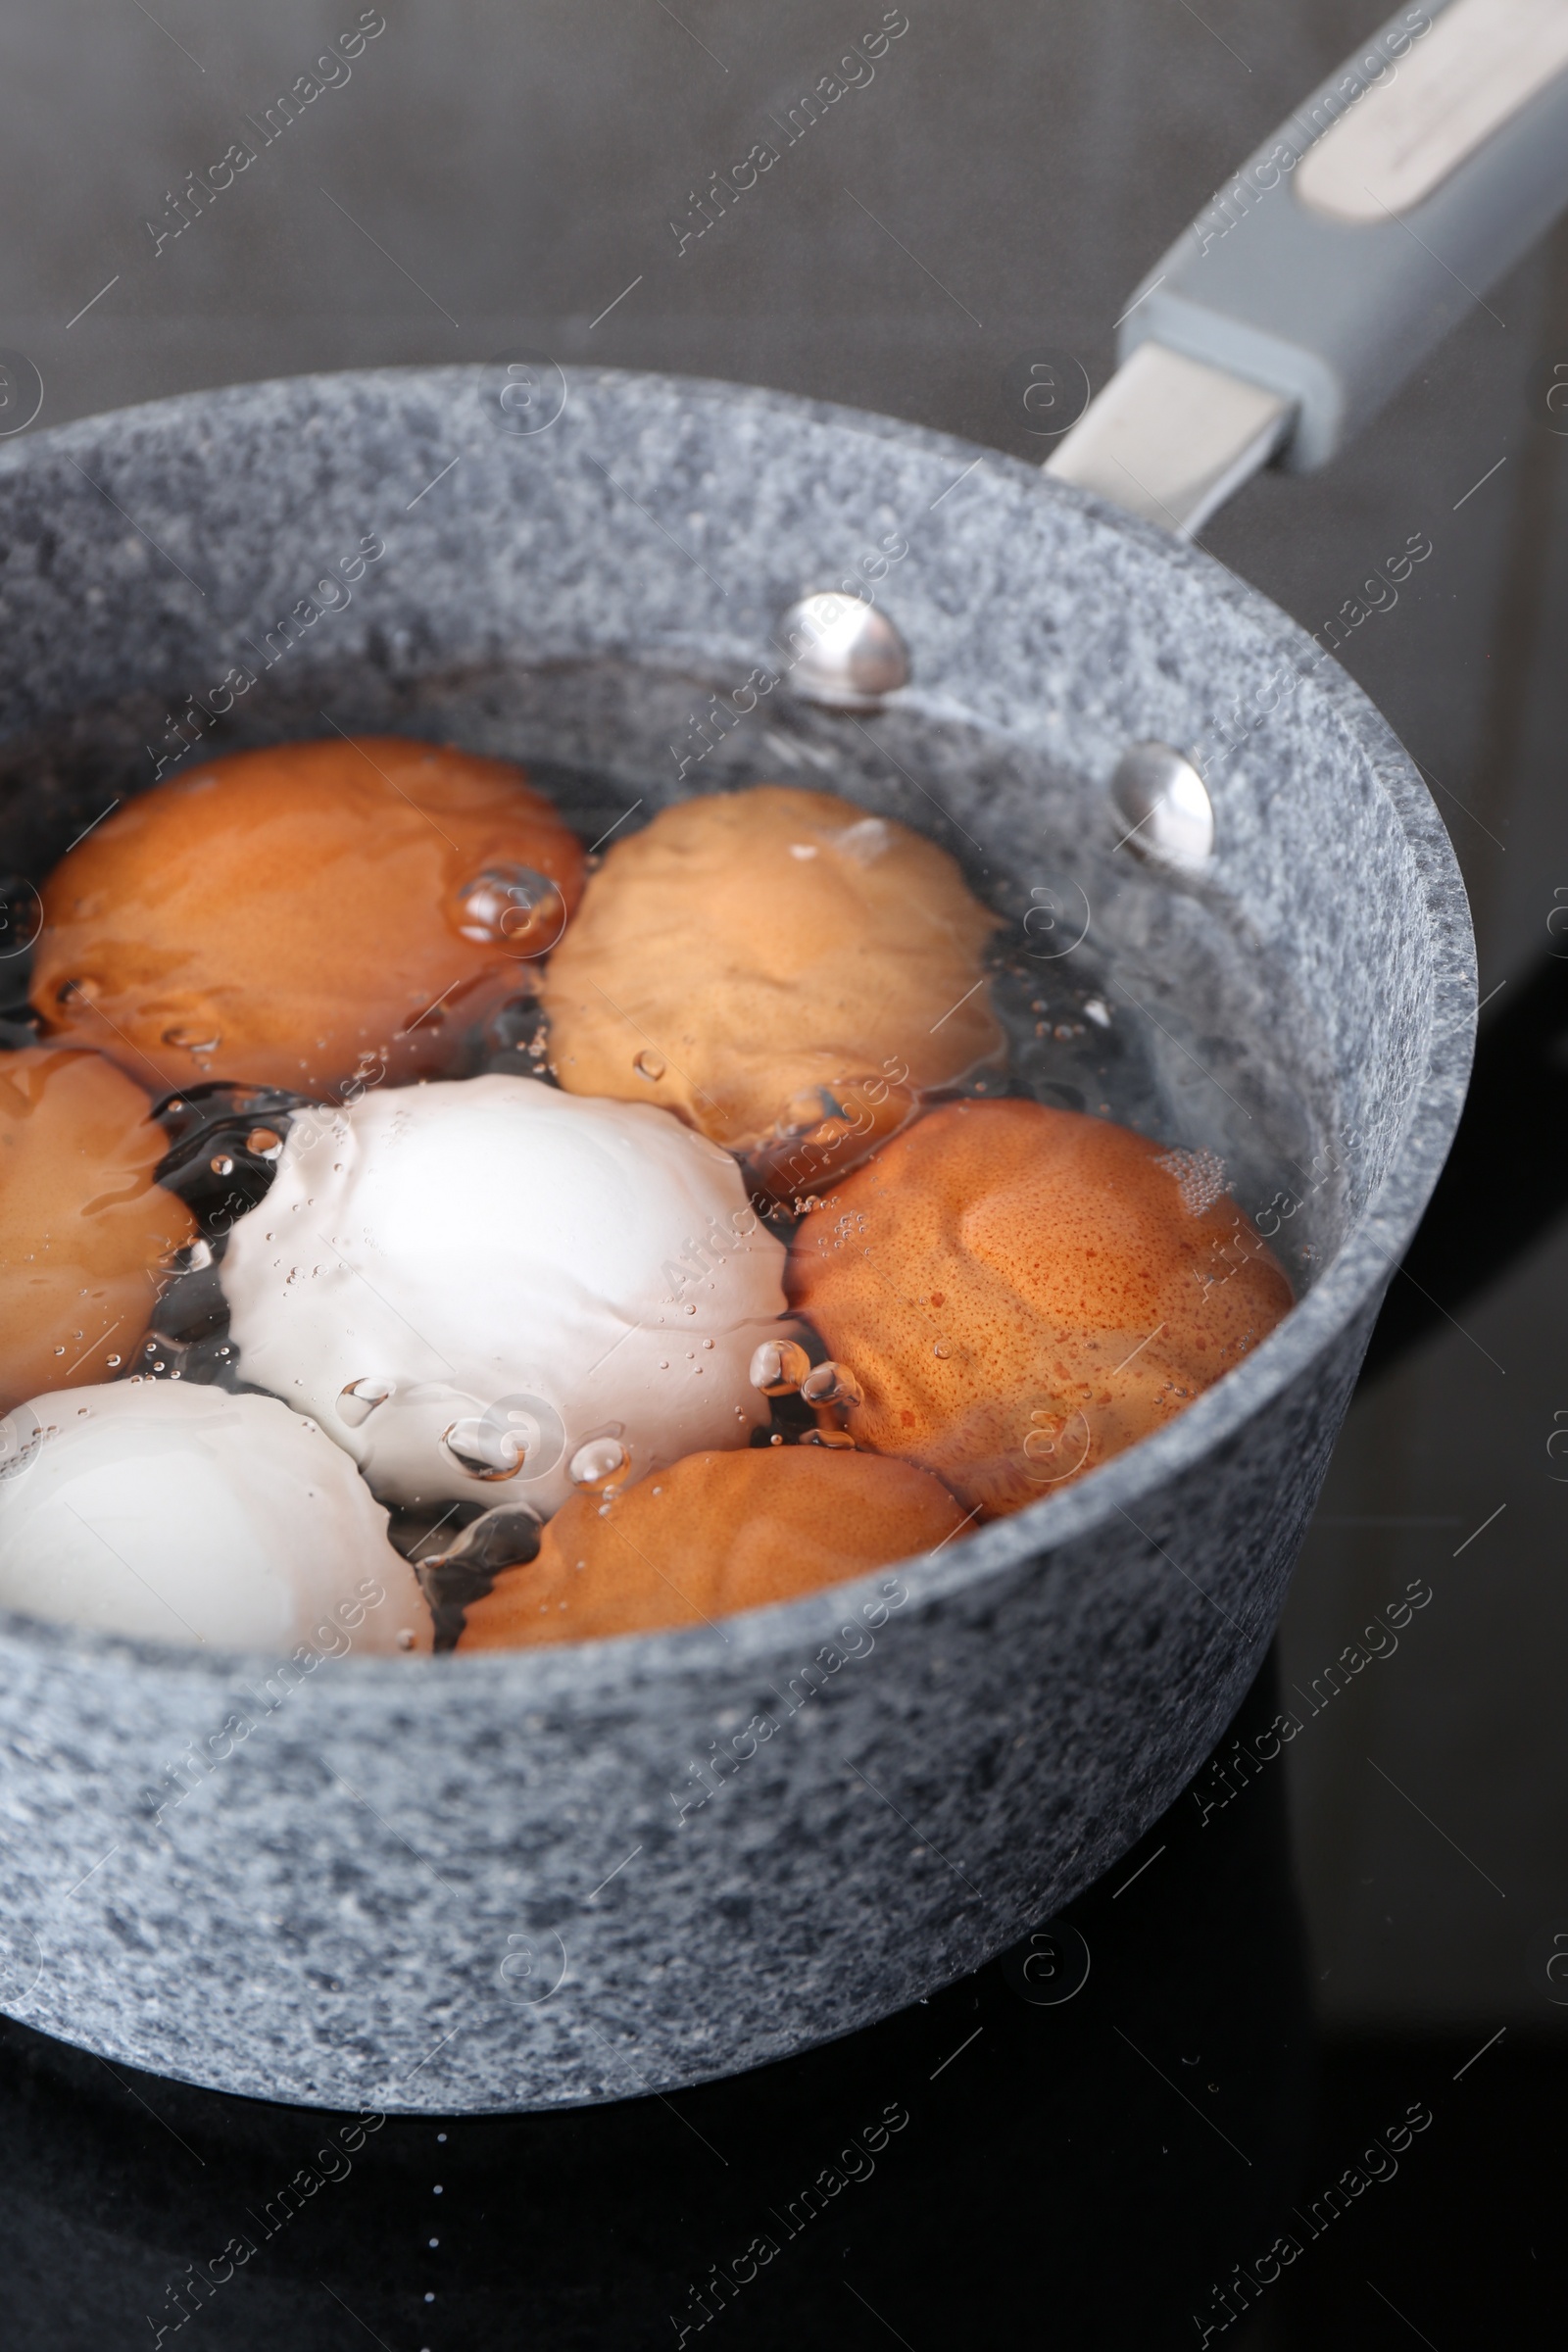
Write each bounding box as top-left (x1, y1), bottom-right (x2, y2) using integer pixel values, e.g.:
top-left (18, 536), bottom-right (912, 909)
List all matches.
top-left (0, 357), bottom-right (1472, 2111)
top-left (13, 0), bottom-right (1560, 2115)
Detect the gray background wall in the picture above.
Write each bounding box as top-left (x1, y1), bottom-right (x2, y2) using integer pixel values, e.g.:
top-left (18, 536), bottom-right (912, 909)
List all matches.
top-left (3, 0), bottom-right (1565, 2032)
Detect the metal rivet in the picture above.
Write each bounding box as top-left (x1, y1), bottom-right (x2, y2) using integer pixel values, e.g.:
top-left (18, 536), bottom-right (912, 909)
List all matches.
top-left (777, 592), bottom-right (909, 711)
top-left (1108, 742), bottom-right (1214, 874)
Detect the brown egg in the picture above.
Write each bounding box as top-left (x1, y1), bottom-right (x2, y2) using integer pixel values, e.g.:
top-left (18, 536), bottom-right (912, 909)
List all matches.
top-left (459, 1445), bottom-right (964, 1647)
top-left (788, 1098), bottom-right (1293, 1517)
top-left (32, 736), bottom-right (586, 1097)
top-left (539, 786), bottom-right (1002, 1195)
top-left (0, 1047), bottom-right (196, 1411)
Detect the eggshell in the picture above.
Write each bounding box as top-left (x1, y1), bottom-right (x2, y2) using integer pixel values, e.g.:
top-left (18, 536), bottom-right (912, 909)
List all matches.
top-left (460, 1443), bottom-right (964, 1646)
top-left (32, 735), bottom-right (585, 1096)
top-left (0, 1045), bottom-right (195, 1411)
top-left (541, 785), bottom-right (1001, 1193)
top-left (788, 1098), bottom-right (1293, 1515)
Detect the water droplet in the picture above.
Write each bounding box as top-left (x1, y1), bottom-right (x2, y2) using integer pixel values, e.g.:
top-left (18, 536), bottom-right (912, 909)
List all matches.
top-left (337, 1377), bottom-right (394, 1428)
top-left (750, 1339), bottom-right (812, 1396)
top-left (453, 864), bottom-right (565, 956)
top-left (106, 1354), bottom-right (121, 1368)
top-left (57, 976), bottom-right (102, 1006)
top-left (246, 1127), bottom-right (283, 1160)
top-left (163, 1024), bottom-right (220, 1053)
top-left (397, 1629), bottom-right (416, 1650)
top-left (802, 1428), bottom-right (856, 1448)
top-left (568, 1437), bottom-right (626, 1489)
top-left (52, 1346), bottom-right (64, 1357)
top-left (782, 1086), bottom-right (836, 1133)
top-left (934, 1343), bottom-right (950, 1359)
top-left (802, 1359), bottom-right (864, 1407)
top-left (442, 1417), bottom-right (526, 1479)
top-left (634, 1050), bottom-right (666, 1081)
top-left (833, 815), bottom-right (891, 865)
top-left (210, 1153), bottom-right (234, 1176)
top-left (421, 1503), bottom-right (542, 1576)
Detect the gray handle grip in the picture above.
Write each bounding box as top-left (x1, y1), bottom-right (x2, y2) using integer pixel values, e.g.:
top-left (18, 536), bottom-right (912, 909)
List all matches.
top-left (1119, 0), bottom-right (1568, 470)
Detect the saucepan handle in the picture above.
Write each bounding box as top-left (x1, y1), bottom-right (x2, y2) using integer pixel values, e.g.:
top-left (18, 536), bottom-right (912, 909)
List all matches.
top-left (1049, 0), bottom-right (1568, 533)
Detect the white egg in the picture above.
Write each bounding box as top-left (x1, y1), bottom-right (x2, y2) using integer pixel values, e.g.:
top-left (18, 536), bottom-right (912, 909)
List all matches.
top-left (0, 1381), bottom-right (430, 1652)
top-left (220, 1075), bottom-right (787, 1515)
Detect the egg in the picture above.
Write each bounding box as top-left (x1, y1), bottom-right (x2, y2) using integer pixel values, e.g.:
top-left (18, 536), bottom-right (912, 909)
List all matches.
top-left (32, 735), bottom-right (586, 1097)
top-left (459, 1443), bottom-right (964, 1646)
top-left (0, 1381), bottom-right (429, 1652)
top-left (0, 1045), bottom-right (195, 1411)
top-left (787, 1098), bottom-right (1293, 1515)
top-left (539, 785), bottom-right (1002, 1197)
top-left (220, 1074), bottom-right (790, 1516)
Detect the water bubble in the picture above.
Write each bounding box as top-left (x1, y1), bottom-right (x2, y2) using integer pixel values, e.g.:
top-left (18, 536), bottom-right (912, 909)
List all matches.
top-left (162, 1025), bottom-right (220, 1053)
top-left (443, 1395), bottom-right (565, 1486)
top-left (337, 1377), bottom-right (394, 1429)
top-left (634, 1050), bottom-right (666, 1082)
top-left (568, 1437), bottom-right (626, 1489)
top-left (453, 865), bottom-right (566, 958)
top-left (832, 815), bottom-right (891, 866)
top-left (750, 1339), bottom-right (812, 1396)
top-left (782, 1086), bottom-right (835, 1133)
top-left (210, 1154), bottom-right (234, 1176)
top-left (443, 1418), bottom-right (526, 1478)
top-left (1154, 1145), bottom-right (1228, 1218)
top-left (801, 1359), bottom-right (864, 1407)
top-left (421, 1503), bottom-right (542, 1575)
top-left (106, 1354), bottom-right (121, 1368)
top-left (246, 1128), bottom-right (283, 1160)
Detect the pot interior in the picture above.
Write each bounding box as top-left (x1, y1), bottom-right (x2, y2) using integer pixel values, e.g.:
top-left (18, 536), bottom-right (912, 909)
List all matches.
top-left (0, 364), bottom-right (1469, 1494)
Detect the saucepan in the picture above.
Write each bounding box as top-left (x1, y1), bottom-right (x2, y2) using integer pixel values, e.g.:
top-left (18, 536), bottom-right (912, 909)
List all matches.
top-left (0, 0), bottom-right (1560, 2112)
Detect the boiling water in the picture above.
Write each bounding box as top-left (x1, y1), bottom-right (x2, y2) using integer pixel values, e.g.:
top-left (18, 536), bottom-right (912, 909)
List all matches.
top-left (0, 748), bottom-right (1341, 1639)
